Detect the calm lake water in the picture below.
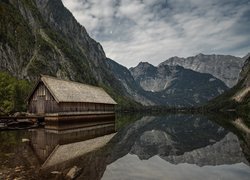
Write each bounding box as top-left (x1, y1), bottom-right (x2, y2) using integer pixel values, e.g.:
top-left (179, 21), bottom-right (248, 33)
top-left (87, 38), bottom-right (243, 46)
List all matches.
top-left (0, 113), bottom-right (250, 180)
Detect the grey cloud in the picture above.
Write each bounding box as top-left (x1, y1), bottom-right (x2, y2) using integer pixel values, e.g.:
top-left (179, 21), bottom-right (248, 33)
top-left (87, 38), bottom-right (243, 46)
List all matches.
top-left (62, 0), bottom-right (250, 67)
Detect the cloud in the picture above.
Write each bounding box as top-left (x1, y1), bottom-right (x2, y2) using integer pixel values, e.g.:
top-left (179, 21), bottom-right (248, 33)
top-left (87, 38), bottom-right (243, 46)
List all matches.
top-left (62, 0), bottom-right (250, 68)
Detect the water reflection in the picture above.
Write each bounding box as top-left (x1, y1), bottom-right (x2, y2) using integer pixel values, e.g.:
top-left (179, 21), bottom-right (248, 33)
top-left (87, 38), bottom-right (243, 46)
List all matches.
top-left (110, 115), bottom-right (228, 161)
top-left (0, 130), bottom-right (40, 179)
top-left (29, 117), bottom-right (116, 169)
top-left (102, 114), bottom-right (250, 180)
top-left (1, 113), bottom-right (250, 180)
top-left (103, 154), bottom-right (250, 180)
top-left (207, 114), bottom-right (250, 162)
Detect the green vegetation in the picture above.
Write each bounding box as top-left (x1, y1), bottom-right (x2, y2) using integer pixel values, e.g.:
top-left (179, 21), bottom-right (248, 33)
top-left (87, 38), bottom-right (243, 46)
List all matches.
top-left (205, 80), bottom-right (250, 117)
top-left (205, 89), bottom-right (239, 111)
top-left (236, 91), bottom-right (250, 118)
top-left (0, 1), bottom-right (35, 68)
top-left (0, 72), bottom-right (31, 115)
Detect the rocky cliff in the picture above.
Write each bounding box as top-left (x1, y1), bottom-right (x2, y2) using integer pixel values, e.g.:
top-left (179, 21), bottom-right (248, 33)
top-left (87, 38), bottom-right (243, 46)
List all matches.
top-left (161, 53), bottom-right (245, 87)
top-left (129, 62), bottom-right (229, 106)
top-left (231, 56), bottom-right (250, 104)
top-left (239, 55), bottom-right (250, 87)
top-left (1, 0), bottom-right (94, 82)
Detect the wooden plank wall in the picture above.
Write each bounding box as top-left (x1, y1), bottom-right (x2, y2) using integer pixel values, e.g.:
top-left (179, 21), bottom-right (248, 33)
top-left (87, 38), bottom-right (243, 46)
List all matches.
top-left (28, 83), bottom-right (59, 113)
top-left (59, 103), bottom-right (114, 112)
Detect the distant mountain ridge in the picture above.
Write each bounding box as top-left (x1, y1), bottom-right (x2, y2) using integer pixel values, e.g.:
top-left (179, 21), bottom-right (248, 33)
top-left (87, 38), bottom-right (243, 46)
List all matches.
top-left (128, 62), bottom-right (228, 106)
top-left (161, 53), bottom-right (245, 87)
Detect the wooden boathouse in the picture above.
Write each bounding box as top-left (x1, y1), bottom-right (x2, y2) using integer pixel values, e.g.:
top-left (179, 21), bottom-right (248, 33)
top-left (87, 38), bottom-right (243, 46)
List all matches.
top-left (27, 75), bottom-right (117, 122)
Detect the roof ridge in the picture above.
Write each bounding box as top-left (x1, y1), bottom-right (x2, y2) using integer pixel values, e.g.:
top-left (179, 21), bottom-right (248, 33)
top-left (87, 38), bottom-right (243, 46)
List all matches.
top-left (39, 74), bottom-right (117, 104)
top-left (41, 74), bottom-right (103, 90)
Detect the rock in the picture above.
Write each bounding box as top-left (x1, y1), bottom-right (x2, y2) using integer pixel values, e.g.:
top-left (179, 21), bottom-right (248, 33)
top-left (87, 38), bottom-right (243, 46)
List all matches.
top-left (22, 138), bottom-right (30, 143)
top-left (49, 171), bottom-right (63, 179)
top-left (65, 166), bottom-right (82, 180)
top-left (14, 166), bottom-right (22, 172)
top-left (0, 123), bottom-right (6, 128)
top-left (13, 112), bottom-right (28, 117)
top-left (14, 178), bottom-right (22, 180)
top-left (50, 171), bottom-right (61, 175)
top-left (239, 56), bottom-right (250, 86)
top-left (17, 119), bottom-right (33, 124)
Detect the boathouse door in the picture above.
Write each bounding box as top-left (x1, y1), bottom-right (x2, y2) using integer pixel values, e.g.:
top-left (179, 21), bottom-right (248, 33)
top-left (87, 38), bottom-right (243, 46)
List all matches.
top-left (37, 96), bottom-right (45, 114)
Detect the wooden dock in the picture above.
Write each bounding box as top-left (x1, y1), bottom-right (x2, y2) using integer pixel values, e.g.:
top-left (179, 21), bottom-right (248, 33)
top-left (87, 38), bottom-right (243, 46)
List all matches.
top-left (0, 111), bottom-right (115, 124)
top-left (0, 115), bottom-right (43, 120)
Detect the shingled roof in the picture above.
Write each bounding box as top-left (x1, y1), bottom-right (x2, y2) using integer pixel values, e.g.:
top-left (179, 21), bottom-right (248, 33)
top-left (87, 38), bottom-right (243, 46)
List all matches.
top-left (30, 75), bottom-right (117, 104)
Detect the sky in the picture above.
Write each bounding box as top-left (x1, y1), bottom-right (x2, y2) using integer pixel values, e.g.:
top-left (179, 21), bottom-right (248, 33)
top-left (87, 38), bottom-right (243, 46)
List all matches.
top-left (62, 0), bottom-right (250, 68)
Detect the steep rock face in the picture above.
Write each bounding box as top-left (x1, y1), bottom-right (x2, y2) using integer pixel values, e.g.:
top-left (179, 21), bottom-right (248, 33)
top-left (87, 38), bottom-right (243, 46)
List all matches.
top-left (0, 0), bottom-right (138, 106)
top-left (130, 62), bottom-right (171, 92)
top-left (161, 54), bottom-right (245, 87)
top-left (239, 56), bottom-right (250, 86)
top-left (0, 0), bottom-right (101, 82)
top-left (130, 62), bottom-right (229, 106)
top-left (34, 0), bottom-right (108, 82)
top-left (232, 56), bottom-right (250, 103)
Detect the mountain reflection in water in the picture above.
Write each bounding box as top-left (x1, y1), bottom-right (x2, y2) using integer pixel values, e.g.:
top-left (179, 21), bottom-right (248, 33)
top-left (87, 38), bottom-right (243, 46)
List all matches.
top-left (102, 114), bottom-right (250, 180)
top-left (0, 114), bottom-right (250, 180)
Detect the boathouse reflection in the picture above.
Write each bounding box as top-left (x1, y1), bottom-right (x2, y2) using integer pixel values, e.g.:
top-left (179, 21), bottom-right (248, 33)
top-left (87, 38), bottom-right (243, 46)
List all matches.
top-left (29, 115), bottom-right (116, 167)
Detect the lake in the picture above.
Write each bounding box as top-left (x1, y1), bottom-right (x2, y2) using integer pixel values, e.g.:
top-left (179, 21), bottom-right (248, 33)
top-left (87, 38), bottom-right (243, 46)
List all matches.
top-left (0, 113), bottom-right (250, 179)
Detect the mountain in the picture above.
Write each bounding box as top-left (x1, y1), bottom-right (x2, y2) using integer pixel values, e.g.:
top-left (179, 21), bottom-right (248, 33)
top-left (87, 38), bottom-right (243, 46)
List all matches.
top-left (129, 62), bottom-right (229, 106)
top-left (161, 54), bottom-right (245, 87)
top-left (105, 59), bottom-right (155, 105)
top-left (207, 56), bottom-right (250, 115)
top-left (0, 0), bottom-right (139, 110)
